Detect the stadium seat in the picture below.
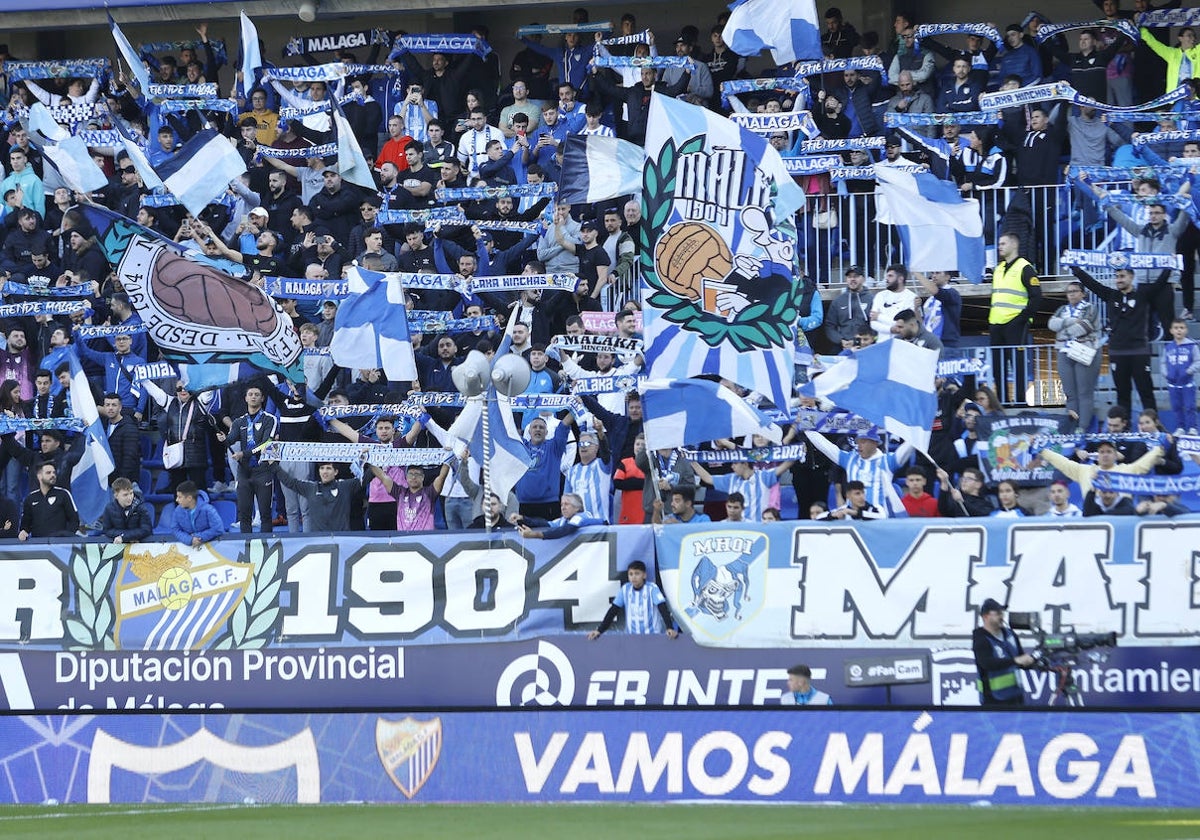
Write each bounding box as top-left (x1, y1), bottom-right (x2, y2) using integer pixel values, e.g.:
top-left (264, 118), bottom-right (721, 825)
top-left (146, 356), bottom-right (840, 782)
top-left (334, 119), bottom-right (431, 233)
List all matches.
top-left (146, 469), bottom-right (173, 505)
top-left (154, 503), bottom-right (176, 535)
top-left (778, 485), bottom-right (798, 519)
top-left (212, 500), bottom-right (238, 531)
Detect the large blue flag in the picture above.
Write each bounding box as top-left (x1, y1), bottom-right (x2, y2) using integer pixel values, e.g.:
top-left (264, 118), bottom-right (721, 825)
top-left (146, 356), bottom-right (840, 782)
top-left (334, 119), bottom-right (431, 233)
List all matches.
top-left (800, 338), bottom-right (939, 449)
top-left (640, 378), bottom-right (782, 449)
top-left (874, 163), bottom-right (986, 283)
top-left (66, 350), bottom-right (115, 524)
top-left (722, 0), bottom-right (822, 66)
top-left (239, 11), bottom-right (263, 97)
top-left (24, 104), bottom-right (109, 194)
top-left (558, 134), bottom-right (645, 205)
top-left (639, 94), bottom-right (806, 413)
top-left (155, 128), bottom-right (247, 219)
top-left (109, 14), bottom-right (150, 93)
top-left (330, 266), bottom-right (417, 381)
top-left (77, 204), bottom-right (304, 386)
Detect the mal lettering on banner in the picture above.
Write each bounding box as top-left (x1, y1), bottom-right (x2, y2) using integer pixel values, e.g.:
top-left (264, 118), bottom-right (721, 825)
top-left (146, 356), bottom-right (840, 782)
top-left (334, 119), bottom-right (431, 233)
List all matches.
top-left (655, 519), bottom-right (1200, 649)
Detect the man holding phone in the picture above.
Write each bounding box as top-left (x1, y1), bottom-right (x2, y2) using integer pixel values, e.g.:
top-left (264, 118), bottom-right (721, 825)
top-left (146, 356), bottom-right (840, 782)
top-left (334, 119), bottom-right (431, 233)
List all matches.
top-left (500, 80), bottom-right (542, 138)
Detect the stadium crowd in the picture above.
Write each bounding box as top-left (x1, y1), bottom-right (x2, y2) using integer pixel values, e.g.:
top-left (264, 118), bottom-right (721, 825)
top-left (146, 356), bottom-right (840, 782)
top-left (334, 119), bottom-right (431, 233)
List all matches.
top-left (0, 2), bottom-right (1197, 549)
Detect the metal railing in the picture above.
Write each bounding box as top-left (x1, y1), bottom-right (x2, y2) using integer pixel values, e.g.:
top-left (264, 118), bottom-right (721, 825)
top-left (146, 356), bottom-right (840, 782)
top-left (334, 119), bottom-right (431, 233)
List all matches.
top-left (800, 180), bottom-right (1137, 284)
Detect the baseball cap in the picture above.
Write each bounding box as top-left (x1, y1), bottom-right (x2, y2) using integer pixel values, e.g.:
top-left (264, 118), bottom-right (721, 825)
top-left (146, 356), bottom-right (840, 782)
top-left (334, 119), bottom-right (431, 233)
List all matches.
top-left (249, 206), bottom-right (269, 218)
top-left (980, 598), bottom-right (1005, 615)
top-left (961, 400), bottom-right (984, 414)
top-left (856, 427), bottom-right (882, 443)
top-left (844, 265), bottom-right (864, 276)
top-left (580, 218), bottom-right (600, 232)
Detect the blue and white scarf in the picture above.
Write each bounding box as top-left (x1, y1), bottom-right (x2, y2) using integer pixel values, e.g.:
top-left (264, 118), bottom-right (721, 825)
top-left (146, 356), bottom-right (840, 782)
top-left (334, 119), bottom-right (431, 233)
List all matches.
top-left (388, 34), bottom-right (491, 59)
top-left (76, 324), bottom-right (150, 339)
top-left (980, 81), bottom-right (1189, 113)
top-left (2, 281), bottom-right (92, 298)
top-left (1061, 249), bottom-right (1183, 270)
top-left (1092, 470), bottom-right (1200, 495)
top-left (140, 39), bottom-right (228, 64)
top-left (0, 300), bottom-right (87, 317)
top-left (912, 23), bottom-right (1004, 49)
top-left (6, 59), bottom-right (111, 81)
top-left (801, 136), bottom-right (886, 152)
top-left (683, 444), bottom-right (806, 464)
top-left (256, 142), bottom-right (339, 159)
top-left (263, 277), bottom-right (351, 301)
top-left (728, 111), bottom-right (820, 137)
top-left (593, 55), bottom-right (693, 69)
top-left (157, 98), bottom-right (239, 115)
top-left (1137, 9), bottom-right (1200, 27)
top-left (261, 64), bottom-right (349, 83)
top-left (884, 111), bottom-right (1002, 126)
top-left (1132, 129), bottom-right (1200, 147)
top-left (599, 30), bottom-right (652, 47)
top-left (147, 83), bottom-right (219, 99)
top-left (781, 154), bottom-right (844, 175)
top-left (517, 23), bottom-right (613, 36)
top-left (1034, 19), bottom-right (1139, 43)
top-left (435, 181), bottom-right (559, 202)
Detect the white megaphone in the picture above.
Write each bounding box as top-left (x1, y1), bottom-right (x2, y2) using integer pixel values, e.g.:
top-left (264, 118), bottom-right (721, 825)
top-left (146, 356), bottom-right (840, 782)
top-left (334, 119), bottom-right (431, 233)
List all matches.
top-left (491, 353), bottom-right (532, 397)
top-left (451, 350), bottom-right (491, 397)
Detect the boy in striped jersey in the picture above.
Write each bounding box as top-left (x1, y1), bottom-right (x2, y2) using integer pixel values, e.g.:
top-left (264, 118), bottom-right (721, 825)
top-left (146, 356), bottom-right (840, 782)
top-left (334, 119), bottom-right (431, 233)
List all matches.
top-left (588, 560), bottom-right (678, 639)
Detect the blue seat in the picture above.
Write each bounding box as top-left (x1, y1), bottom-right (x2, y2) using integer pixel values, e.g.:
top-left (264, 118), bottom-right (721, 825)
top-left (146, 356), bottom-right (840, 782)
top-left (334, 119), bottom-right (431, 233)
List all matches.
top-left (212, 499), bottom-right (238, 531)
top-left (138, 468), bottom-right (153, 496)
top-left (154, 503), bottom-right (176, 534)
top-left (146, 468), bottom-right (173, 505)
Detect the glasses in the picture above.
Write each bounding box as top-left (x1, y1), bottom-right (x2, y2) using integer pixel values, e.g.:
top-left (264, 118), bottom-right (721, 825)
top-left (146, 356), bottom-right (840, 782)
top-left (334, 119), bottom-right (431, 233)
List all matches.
top-left (121, 165), bottom-right (137, 174)
top-left (175, 385), bottom-right (187, 392)
top-left (578, 442), bottom-right (596, 449)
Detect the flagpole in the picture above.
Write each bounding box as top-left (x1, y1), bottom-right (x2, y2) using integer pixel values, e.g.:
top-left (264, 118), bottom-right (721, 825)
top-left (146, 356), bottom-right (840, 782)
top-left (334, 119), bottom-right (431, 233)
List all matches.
top-left (481, 394), bottom-right (492, 536)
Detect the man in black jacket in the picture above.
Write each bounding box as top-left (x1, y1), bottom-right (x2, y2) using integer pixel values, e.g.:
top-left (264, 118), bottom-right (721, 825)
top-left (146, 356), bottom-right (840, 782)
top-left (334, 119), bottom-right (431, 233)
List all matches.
top-left (18, 462), bottom-right (79, 539)
top-left (2, 428), bottom-right (82, 490)
top-left (1071, 266), bottom-right (1171, 412)
top-left (592, 65), bottom-right (690, 145)
top-left (221, 384), bottom-right (280, 533)
top-left (100, 392), bottom-right (141, 485)
top-left (935, 466), bottom-right (995, 516)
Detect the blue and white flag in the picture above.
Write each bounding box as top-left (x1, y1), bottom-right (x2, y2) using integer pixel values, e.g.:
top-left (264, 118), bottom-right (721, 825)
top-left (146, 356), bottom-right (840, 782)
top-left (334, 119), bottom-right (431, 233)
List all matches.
top-left (155, 128), bottom-right (247, 219)
top-left (66, 350), bottom-right (115, 525)
top-left (640, 95), bottom-right (806, 412)
top-left (468, 389), bottom-right (532, 507)
top-left (332, 99), bottom-right (377, 191)
top-left (873, 163), bottom-right (985, 282)
top-left (557, 134), bottom-right (645, 205)
top-left (639, 378), bottom-right (782, 449)
top-left (330, 267), bottom-right (417, 381)
top-left (24, 104), bottom-right (109, 194)
top-left (109, 14), bottom-right (150, 93)
top-left (800, 339), bottom-right (939, 450)
top-left (722, 0), bottom-right (822, 66)
top-left (239, 12), bottom-right (263, 97)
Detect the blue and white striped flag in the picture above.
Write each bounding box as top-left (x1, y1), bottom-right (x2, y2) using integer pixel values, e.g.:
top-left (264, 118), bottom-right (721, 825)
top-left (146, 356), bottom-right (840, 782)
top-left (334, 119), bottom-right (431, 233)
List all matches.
top-left (800, 339), bottom-right (939, 450)
top-left (558, 134), bottom-right (645, 205)
top-left (330, 267), bottom-right (417, 381)
top-left (722, 0), bottom-right (823, 66)
top-left (240, 12), bottom-right (263, 98)
top-left (873, 163), bottom-right (985, 282)
top-left (639, 378), bottom-right (782, 449)
top-left (640, 95), bottom-right (806, 413)
top-left (155, 128), bottom-right (247, 219)
top-left (470, 388), bottom-right (532, 507)
top-left (332, 98), bottom-right (377, 191)
top-left (66, 350), bottom-right (115, 524)
top-left (25, 104), bottom-right (109, 194)
top-left (109, 14), bottom-right (150, 93)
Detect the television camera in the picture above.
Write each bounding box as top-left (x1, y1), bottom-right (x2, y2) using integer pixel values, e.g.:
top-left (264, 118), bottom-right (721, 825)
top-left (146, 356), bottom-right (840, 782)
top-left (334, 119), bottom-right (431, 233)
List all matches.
top-left (1008, 611), bottom-right (1117, 705)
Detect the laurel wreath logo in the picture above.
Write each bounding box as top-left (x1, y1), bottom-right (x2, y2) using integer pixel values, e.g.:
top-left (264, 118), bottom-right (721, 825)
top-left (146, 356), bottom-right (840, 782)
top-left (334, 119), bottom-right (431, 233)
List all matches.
top-left (65, 543), bottom-right (123, 650)
top-left (212, 540), bottom-right (283, 650)
top-left (639, 134), bottom-right (803, 352)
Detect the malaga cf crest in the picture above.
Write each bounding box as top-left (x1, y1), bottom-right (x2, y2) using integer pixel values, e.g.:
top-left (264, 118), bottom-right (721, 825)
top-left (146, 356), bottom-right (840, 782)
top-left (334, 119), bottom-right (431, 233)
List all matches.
top-left (376, 716), bottom-right (443, 799)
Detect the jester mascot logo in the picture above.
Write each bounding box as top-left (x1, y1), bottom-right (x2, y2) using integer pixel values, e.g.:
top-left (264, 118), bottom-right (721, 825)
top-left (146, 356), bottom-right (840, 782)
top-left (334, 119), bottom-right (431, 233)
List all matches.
top-left (678, 530), bottom-right (768, 640)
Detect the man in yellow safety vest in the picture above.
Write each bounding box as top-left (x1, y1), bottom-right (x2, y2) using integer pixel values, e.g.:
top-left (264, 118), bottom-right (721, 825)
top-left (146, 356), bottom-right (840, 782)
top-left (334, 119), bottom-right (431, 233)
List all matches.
top-left (988, 233), bottom-right (1042, 405)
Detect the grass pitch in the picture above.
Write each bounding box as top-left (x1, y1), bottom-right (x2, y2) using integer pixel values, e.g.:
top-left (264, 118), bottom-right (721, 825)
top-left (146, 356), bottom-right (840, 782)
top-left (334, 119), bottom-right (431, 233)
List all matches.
top-left (1, 804), bottom-right (1199, 840)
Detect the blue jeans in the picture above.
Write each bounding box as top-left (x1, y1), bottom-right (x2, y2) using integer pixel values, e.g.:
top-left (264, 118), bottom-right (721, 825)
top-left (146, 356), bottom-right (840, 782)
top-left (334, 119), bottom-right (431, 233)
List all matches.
top-left (443, 496), bottom-right (474, 530)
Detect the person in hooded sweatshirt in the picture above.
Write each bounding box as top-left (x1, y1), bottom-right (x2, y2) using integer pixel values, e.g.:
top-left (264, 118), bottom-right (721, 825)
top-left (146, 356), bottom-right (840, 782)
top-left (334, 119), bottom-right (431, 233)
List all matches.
top-left (169, 481), bottom-right (226, 548)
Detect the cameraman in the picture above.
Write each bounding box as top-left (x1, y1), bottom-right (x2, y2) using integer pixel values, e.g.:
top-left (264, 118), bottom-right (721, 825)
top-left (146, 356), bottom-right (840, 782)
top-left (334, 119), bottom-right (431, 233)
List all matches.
top-left (973, 598), bottom-right (1034, 706)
